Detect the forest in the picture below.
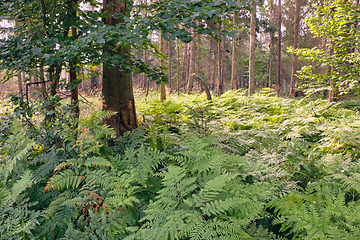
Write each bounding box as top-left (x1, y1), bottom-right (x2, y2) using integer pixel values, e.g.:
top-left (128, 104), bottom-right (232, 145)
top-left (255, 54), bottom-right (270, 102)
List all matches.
top-left (1, 0), bottom-right (360, 239)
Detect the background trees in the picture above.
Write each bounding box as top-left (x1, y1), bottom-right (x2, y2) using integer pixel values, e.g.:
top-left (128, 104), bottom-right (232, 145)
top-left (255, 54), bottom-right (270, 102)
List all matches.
top-left (1, 0), bottom-right (360, 131)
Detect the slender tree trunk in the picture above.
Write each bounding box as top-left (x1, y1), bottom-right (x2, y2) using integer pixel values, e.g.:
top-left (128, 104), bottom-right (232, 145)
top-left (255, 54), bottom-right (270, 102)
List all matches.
top-left (39, 63), bottom-right (48, 99)
top-left (276, 0), bottom-right (282, 97)
top-left (69, 0), bottom-right (79, 120)
top-left (268, 0), bottom-right (274, 88)
top-left (160, 32), bottom-right (166, 102)
top-left (187, 28), bottom-right (196, 93)
top-left (181, 42), bottom-right (188, 92)
top-left (328, 45), bottom-right (338, 102)
top-left (168, 40), bottom-right (172, 93)
top-left (217, 38), bottom-right (223, 96)
top-left (289, 0), bottom-right (300, 97)
top-left (17, 71), bottom-right (23, 100)
top-left (231, 10), bottom-right (237, 90)
top-left (103, 0), bottom-right (137, 137)
top-left (176, 38), bottom-right (180, 95)
top-left (248, 4), bottom-right (256, 96)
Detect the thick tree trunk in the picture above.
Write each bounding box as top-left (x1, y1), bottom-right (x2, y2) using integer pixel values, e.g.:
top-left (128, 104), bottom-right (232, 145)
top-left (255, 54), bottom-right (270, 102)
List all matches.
top-left (103, 0), bottom-right (137, 137)
top-left (276, 0), bottom-right (282, 97)
top-left (248, 4), bottom-right (256, 96)
top-left (289, 0), bottom-right (300, 97)
top-left (268, 0), bottom-right (274, 88)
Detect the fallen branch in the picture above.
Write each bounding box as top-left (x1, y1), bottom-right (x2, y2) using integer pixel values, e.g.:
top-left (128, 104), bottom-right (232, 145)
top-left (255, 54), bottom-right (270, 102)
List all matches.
top-left (191, 73), bottom-right (212, 101)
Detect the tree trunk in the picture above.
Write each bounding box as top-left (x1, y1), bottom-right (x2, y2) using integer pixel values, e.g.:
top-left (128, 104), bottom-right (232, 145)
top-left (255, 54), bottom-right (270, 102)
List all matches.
top-left (191, 73), bottom-right (212, 101)
top-left (276, 0), bottom-right (282, 97)
top-left (186, 28), bottom-right (196, 93)
top-left (231, 9), bottom-right (237, 90)
top-left (160, 32), bottom-right (166, 102)
top-left (69, 0), bottom-right (79, 120)
top-left (217, 38), bottom-right (223, 96)
top-left (289, 0), bottom-right (300, 97)
top-left (102, 0), bottom-right (137, 137)
top-left (248, 4), bottom-right (256, 96)
top-left (168, 40), bottom-right (172, 93)
top-left (181, 42), bottom-right (188, 92)
top-left (176, 38), bottom-right (180, 95)
top-left (39, 63), bottom-right (48, 99)
top-left (17, 71), bottom-right (23, 100)
top-left (268, 0), bottom-right (274, 88)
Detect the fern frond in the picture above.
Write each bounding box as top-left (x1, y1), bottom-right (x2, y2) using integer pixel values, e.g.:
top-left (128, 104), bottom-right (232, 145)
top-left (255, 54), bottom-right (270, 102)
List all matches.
top-left (198, 174), bottom-right (236, 202)
top-left (6, 170), bottom-right (36, 202)
top-left (85, 156), bottom-right (113, 168)
top-left (33, 149), bottom-right (65, 179)
top-left (86, 169), bottom-right (112, 188)
top-left (44, 169), bottom-right (84, 192)
top-left (202, 197), bottom-right (242, 217)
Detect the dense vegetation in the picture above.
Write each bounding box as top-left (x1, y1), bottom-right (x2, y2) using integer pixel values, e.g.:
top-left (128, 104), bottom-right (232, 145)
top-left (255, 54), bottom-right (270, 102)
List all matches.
top-left (1, 0), bottom-right (360, 239)
top-left (1, 91), bottom-right (360, 239)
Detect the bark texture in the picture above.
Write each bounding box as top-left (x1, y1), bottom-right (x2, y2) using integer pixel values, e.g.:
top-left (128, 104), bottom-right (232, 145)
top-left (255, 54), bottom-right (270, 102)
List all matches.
top-left (268, 0), bottom-right (274, 88)
top-left (231, 10), bottom-right (237, 90)
top-left (276, 0), bottom-right (282, 96)
top-left (248, 4), bottom-right (256, 96)
top-left (102, 0), bottom-right (137, 137)
top-left (289, 0), bottom-right (301, 97)
top-left (186, 28), bottom-right (196, 93)
top-left (160, 33), bottom-right (166, 102)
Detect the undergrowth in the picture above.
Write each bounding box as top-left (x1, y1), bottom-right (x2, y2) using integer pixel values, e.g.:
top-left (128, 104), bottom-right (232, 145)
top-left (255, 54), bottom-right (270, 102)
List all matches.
top-left (1, 90), bottom-right (360, 239)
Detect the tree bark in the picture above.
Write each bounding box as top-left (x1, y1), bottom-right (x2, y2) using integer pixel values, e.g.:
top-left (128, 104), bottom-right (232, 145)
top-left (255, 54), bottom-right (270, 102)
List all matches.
top-left (268, 0), bottom-right (274, 88)
top-left (168, 40), bottom-right (172, 93)
top-left (39, 63), bottom-right (48, 99)
top-left (69, 0), bottom-right (79, 120)
top-left (248, 4), bottom-right (256, 96)
top-left (186, 28), bottom-right (196, 93)
top-left (176, 38), bottom-right (180, 95)
top-left (276, 0), bottom-right (282, 97)
top-left (102, 0), bottom-right (137, 137)
top-left (160, 32), bottom-right (166, 102)
top-left (181, 42), bottom-right (188, 92)
top-left (17, 71), bottom-right (23, 100)
top-left (217, 38), bottom-right (223, 96)
top-left (289, 0), bottom-right (301, 97)
top-left (231, 9), bottom-right (237, 90)
top-left (191, 73), bottom-right (212, 101)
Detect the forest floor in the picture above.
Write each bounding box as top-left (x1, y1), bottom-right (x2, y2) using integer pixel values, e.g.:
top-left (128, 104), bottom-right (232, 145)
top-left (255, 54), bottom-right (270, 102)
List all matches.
top-left (1, 90), bottom-right (360, 239)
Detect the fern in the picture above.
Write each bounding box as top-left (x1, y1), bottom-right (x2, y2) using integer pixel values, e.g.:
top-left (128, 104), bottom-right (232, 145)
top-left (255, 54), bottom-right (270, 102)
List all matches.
top-left (0, 171), bottom-right (40, 240)
top-left (0, 119), bottom-right (36, 182)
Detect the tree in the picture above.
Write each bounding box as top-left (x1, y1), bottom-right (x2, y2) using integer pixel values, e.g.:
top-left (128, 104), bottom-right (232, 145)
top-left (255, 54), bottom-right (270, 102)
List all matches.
top-left (248, 3), bottom-right (256, 96)
top-left (231, 8), bottom-right (238, 90)
top-left (186, 27), bottom-right (196, 93)
top-left (292, 0), bottom-right (360, 100)
top-left (69, 0), bottom-right (80, 120)
top-left (1, 0), bottom-right (244, 136)
top-left (268, 0), bottom-right (275, 88)
top-left (289, 0), bottom-right (301, 97)
top-left (160, 32), bottom-right (166, 102)
top-left (276, 0), bottom-right (282, 96)
top-left (102, 0), bottom-right (137, 137)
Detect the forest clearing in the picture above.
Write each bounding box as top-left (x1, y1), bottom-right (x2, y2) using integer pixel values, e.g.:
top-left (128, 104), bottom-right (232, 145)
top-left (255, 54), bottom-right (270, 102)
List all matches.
top-left (1, 0), bottom-right (360, 239)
